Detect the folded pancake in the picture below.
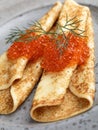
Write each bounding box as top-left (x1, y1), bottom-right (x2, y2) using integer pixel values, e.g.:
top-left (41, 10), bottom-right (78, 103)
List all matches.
top-left (0, 2), bottom-right (62, 114)
top-left (0, 2), bottom-right (62, 90)
top-left (30, 0), bottom-right (95, 122)
top-left (0, 52), bottom-right (28, 90)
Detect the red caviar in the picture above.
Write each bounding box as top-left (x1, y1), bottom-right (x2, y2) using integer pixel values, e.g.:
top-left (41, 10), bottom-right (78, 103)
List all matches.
top-left (42, 33), bottom-right (89, 72)
top-left (7, 32), bottom-right (89, 72)
top-left (7, 33), bottom-right (47, 61)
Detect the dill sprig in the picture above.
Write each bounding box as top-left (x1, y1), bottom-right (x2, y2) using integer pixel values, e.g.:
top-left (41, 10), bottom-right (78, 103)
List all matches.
top-left (6, 27), bottom-right (26, 44)
top-left (61, 14), bottom-right (86, 37)
top-left (6, 15), bottom-right (86, 54)
top-left (5, 21), bottom-right (57, 44)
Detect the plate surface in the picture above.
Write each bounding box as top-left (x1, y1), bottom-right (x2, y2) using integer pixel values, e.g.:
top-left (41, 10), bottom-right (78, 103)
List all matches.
top-left (0, 3), bottom-right (98, 130)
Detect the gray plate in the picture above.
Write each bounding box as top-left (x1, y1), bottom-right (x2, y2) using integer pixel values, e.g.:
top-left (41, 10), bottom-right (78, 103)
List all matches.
top-left (0, 3), bottom-right (98, 130)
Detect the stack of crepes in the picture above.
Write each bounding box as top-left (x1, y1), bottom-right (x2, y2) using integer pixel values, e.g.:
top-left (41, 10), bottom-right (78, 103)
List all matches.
top-left (0, 0), bottom-right (95, 123)
top-left (30, 0), bottom-right (95, 122)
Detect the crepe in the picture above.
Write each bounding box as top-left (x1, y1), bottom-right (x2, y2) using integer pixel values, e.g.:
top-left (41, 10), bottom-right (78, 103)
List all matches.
top-left (0, 2), bottom-right (62, 90)
top-left (0, 1), bottom-right (62, 114)
top-left (30, 0), bottom-right (95, 122)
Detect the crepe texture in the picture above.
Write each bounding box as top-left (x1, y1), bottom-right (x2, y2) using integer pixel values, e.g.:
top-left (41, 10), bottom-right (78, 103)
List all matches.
top-left (0, 1), bottom-right (62, 114)
top-left (30, 0), bottom-right (95, 122)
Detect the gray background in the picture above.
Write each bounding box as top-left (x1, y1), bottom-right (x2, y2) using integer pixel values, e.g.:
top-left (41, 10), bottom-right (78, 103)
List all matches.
top-left (0, 0), bottom-right (98, 130)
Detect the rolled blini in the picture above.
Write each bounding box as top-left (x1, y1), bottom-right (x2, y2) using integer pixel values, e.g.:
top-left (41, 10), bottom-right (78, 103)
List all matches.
top-left (0, 1), bottom-right (62, 114)
top-left (30, 0), bottom-right (95, 122)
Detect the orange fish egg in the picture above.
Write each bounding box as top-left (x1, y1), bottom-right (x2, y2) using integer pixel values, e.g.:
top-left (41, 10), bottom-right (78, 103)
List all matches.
top-left (41, 33), bottom-right (89, 72)
top-left (7, 32), bottom-right (89, 72)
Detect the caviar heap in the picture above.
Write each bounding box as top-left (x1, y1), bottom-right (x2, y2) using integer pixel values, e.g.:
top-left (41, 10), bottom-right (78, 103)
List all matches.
top-left (7, 32), bottom-right (89, 72)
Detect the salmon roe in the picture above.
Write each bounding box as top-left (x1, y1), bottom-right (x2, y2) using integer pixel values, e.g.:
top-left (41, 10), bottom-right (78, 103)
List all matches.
top-left (7, 32), bottom-right (89, 72)
top-left (41, 33), bottom-right (89, 72)
top-left (7, 33), bottom-right (48, 62)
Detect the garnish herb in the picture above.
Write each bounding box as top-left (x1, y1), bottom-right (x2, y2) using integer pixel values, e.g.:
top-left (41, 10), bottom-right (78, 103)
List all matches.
top-left (6, 15), bottom-right (86, 54)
